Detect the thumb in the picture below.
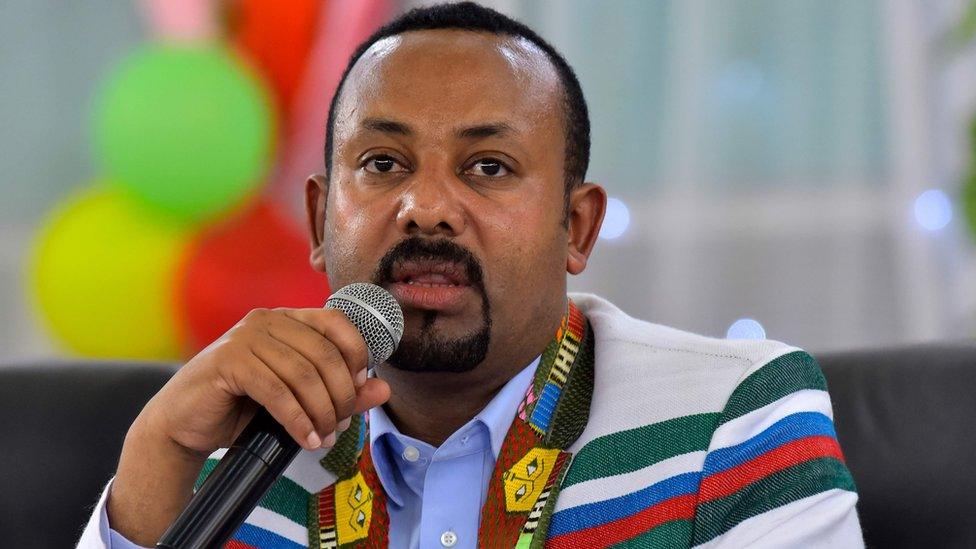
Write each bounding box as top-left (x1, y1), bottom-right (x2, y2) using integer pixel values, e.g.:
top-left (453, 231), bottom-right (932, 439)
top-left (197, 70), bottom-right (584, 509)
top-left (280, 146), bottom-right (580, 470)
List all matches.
top-left (353, 377), bottom-right (392, 413)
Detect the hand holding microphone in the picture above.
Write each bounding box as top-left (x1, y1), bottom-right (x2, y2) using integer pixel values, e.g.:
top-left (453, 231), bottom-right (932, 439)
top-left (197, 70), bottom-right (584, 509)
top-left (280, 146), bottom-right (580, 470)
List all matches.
top-left (107, 284), bottom-right (402, 547)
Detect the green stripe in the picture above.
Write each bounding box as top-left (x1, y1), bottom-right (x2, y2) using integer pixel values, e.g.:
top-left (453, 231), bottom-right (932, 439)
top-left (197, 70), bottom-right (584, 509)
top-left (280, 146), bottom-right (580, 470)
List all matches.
top-left (562, 413), bottom-right (719, 487)
top-left (307, 489), bottom-right (319, 549)
top-left (321, 413), bottom-right (364, 478)
top-left (194, 459), bottom-right (218, 490)
top-left (720, 351), bottom-right (827, 425)
top-left (613, 519), bottom-right (692, 548)
top-left (195, 457), bottom-right (311, 525)
top-left (691, 457), bottom-right (856, 544)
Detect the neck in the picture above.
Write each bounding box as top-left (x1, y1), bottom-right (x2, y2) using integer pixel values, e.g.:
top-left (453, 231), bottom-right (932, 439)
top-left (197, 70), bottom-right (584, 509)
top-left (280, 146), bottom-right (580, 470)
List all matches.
top-left (376, 362), bottom-right (523, 447)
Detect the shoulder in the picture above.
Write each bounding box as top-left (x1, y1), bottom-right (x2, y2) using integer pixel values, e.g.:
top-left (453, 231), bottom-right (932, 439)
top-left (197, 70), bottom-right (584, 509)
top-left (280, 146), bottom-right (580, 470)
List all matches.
top-left (570, 293), bottom-right (814, 446)
top-left (551, 296), bottom-right (851, 543)
top-left (572, 292), bottom-right (798, 370)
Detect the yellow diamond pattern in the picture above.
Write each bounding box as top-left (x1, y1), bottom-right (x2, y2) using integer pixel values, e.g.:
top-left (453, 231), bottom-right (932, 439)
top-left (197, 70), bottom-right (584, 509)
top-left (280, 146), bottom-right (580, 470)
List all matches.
top-left (502, 448), bottom-right (560, 512)
top-left (335, 471), bottom-right (373, 543)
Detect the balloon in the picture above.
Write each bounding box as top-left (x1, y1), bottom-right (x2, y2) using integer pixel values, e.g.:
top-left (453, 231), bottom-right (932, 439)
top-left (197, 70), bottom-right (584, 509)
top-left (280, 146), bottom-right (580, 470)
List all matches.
top-left (29, 186), bottom-right (188, 359)
top-left (229, 0), bottom-right (322, 117)
top-left (140, 0), bottom-right (218, 42)
top-left (178, 199), bottom-right (330, 353)
top-left (92, 44), bottom-right (275, 223)
top-left (266, 0), bottom-right (393, 222)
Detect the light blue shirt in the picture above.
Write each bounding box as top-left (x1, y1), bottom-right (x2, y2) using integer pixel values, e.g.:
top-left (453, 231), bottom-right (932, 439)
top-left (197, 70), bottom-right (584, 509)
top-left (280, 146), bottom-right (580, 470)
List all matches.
top-left (106, 357), bottom-right (539, 549)
top-left (369, 357), bottom-right (539, 549)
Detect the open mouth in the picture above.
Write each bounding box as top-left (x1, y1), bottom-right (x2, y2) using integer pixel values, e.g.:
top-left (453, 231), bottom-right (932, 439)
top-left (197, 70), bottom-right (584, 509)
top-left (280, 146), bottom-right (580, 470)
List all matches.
top-left (373, 238), bottom-right (486, 314)
top-left (392, 259), bottom-right (470, 287)
top-left (387, 258), bottom-right (474, 311)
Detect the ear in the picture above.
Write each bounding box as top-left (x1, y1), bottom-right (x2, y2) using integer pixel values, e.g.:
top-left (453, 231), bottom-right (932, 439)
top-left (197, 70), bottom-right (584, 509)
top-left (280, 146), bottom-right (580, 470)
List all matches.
top-left (566, 182), bottom-right (607, 275)
top-left (305, 174), bottom-right (329, 273)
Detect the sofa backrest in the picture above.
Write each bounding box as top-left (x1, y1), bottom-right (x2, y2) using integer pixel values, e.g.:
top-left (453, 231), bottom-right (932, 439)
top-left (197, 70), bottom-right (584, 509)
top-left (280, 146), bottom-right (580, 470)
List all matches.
top-left (1, 342), bottom-right (973, 548)
top-left (817, 342), bottom-right (976, 549)
top-left (0, 360), bottom-right (176, 549)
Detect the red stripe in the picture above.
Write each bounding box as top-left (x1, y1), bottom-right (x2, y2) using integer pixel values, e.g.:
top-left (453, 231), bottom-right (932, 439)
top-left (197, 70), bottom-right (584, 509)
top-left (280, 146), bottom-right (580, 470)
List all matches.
top-left (699, 435), bottom-right (844, 503)
top-left (545, 493), bottom-right (696, 549)
top-left (566, 303), bottom-right (585, 338)
top-left (225, 541), bottom-right (259, 549)
top-left (318, 484), bottom-right (335, 526)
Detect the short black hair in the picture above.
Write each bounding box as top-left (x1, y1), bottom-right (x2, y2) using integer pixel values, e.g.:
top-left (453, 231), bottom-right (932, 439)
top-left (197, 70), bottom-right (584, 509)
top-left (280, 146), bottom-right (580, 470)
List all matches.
top-left (323, 1), bottom-right (590, 195)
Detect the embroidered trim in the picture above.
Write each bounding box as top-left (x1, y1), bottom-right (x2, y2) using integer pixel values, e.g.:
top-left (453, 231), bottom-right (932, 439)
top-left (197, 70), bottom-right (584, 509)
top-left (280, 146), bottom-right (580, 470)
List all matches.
top-left (310, 300), bottom-right (594, 548)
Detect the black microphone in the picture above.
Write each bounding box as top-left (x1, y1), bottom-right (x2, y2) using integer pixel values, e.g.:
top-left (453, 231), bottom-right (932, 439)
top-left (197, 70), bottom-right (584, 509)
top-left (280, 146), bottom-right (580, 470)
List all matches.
top-left (156, 283), bottom-right (404, 549)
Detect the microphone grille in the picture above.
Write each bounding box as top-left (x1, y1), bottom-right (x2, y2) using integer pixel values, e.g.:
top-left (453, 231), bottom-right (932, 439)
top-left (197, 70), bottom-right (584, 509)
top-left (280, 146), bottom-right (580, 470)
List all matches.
top-left (325, 283), bottom-right (404, 369)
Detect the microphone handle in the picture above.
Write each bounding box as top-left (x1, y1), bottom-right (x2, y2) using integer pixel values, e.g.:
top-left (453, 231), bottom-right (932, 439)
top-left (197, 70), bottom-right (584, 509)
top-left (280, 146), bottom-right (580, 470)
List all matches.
top-left (156, 408), bottom-right (300, 549)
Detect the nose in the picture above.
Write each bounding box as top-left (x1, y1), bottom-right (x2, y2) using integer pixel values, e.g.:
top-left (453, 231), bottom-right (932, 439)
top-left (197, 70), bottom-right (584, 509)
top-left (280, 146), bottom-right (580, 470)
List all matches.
top-left (395, 173), bottom-right (467, 237)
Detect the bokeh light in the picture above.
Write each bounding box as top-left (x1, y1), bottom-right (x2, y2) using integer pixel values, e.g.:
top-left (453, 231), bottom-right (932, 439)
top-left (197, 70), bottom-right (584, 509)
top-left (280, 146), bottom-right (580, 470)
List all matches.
top-left (913, 189), bottom-right (952, 232)
top-left (599, 197), bottom-right (631, 240)
top-left (726, 318), bottom-right (767, 340)
top-left (714, 58), bottom-right (766, 107)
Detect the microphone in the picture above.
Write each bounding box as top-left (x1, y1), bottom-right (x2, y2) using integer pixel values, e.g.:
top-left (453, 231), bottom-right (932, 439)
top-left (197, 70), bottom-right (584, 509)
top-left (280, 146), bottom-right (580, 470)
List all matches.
top-left (156, 283), bottom-right (404, 549)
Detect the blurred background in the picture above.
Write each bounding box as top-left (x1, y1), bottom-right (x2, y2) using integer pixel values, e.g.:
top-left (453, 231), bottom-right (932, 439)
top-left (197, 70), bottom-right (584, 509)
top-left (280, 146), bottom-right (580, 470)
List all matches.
top-left (2, 0), bottom-right (976, 362)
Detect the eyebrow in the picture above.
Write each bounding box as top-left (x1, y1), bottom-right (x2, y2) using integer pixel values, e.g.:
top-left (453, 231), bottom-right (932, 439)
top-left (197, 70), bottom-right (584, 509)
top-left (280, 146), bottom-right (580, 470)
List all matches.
top-left (362, 117), bottom-right (412, 135)
top-left (456, 123), bottom-right (516, 140)
top-left (360, 117), bottom-right (517, 141)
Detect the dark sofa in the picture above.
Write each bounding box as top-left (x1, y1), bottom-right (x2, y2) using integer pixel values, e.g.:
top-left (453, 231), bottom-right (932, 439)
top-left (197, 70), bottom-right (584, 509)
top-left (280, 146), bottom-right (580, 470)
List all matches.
top-left (1, 342), bottom-right (973, 548)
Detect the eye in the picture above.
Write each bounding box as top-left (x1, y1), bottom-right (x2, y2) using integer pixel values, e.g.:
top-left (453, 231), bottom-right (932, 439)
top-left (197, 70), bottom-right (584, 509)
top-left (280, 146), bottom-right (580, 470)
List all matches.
top-left (465, 158), bottom-right (511, 178)
top-left (363, 155), bottom-right (406, 174)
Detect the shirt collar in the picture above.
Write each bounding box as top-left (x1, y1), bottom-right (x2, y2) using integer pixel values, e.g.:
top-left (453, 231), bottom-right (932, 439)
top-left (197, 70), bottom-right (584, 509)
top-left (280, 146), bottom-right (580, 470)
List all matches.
top-left (366, 356), bottom-right (540, 505)
top-left (366, 405), bottom-right (406, 506)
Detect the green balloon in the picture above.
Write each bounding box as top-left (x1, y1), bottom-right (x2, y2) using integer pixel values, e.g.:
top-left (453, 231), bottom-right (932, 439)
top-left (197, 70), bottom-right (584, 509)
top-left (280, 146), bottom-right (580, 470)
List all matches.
top-left (93, 45), bottom-right (274, 223)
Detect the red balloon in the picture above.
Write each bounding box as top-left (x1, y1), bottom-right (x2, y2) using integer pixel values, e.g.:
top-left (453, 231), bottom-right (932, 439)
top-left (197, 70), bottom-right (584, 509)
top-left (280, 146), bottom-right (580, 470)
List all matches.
top-left (229, 0), bottom-right (322, 118)
top-left (178, 199), bottom-right (330, 354)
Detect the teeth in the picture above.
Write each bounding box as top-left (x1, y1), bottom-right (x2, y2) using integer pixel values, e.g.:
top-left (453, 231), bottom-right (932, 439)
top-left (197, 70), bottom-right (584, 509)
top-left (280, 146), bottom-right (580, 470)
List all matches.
top-left (405, 279), bottom-right (457, 287)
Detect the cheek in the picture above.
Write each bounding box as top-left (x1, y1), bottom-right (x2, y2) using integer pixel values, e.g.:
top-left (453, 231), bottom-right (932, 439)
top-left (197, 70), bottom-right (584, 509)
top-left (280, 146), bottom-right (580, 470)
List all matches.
top-left (329, 193), bottom-right (366, 241)
top-left (323, 187), bottom-right (387, 280)
top-left (480, 201), bottom-right (566, 294)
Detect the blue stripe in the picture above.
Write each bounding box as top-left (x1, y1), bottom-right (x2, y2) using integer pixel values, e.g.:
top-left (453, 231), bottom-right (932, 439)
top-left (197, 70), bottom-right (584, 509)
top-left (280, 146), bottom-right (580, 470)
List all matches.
top-left (357, 413), bottom-right (367, 451)
top-left (704, 411), bottom-right (836, 475)
top-left (529, 382), bottom-right (561, 432)
top-left (548, 471), bottom-right (700, 536)
top-left (232, 522), bottom-right (306, 549)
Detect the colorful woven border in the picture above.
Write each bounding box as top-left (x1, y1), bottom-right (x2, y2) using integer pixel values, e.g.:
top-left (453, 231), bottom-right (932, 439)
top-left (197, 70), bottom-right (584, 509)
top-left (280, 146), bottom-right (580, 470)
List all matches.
top-left (309, 299), bottom-right (594, 548)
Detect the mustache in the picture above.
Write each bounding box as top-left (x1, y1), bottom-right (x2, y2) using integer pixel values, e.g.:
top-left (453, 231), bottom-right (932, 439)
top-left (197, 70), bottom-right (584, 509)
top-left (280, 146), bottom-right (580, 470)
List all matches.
top-left (372, 237), bottom-right (486, 290)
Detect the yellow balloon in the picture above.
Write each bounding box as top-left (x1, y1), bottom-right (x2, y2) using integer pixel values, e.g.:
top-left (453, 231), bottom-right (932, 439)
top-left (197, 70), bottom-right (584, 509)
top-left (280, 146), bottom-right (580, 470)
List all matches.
top-left (28, 186), bottom-right (189, 359)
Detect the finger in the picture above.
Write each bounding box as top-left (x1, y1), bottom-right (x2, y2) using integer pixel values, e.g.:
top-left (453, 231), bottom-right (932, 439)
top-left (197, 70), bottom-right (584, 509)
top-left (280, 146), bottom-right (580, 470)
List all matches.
top-left (282, 309), bottom-right (370, 386)
top-left (264, 314), bottom-right (359, 428)
top-left (237, 351), bottom-right (321, 451)
top-left (352, 378), bottom-right (392, 414)
top-left (251, 335), bottom-right (337, 442)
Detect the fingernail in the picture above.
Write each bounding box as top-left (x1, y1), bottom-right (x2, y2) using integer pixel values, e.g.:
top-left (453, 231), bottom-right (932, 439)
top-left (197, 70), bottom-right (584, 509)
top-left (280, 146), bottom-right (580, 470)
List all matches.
top-left (322, 432), bottom-right (337, 448)
top-left (337, 417), bottom-right (351, 432)
top-left (356, 368), bottom-right (368, 387)
top-left (306, 431), bottom-right (321, 449)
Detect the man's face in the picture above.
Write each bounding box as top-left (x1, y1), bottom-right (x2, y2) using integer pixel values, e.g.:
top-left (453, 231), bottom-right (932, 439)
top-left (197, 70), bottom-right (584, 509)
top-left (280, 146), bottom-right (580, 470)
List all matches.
top-left (316, 30), bottom-right (573, 373)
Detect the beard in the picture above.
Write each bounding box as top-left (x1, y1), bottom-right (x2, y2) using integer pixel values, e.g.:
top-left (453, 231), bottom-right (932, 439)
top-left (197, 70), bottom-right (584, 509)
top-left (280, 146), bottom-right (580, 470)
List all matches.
top-left (372, 237), bottom-right (491, 373)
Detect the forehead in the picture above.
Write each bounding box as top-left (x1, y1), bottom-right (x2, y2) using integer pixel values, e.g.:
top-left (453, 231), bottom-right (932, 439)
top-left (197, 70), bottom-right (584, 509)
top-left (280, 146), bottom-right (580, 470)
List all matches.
top-left (334, 29), bottom-right (563, 138)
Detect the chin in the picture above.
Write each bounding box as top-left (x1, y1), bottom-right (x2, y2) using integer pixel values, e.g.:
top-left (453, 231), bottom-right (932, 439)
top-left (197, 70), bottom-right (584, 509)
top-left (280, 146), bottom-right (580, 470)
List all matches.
top-left (386, 312), bottom-right (491, 373)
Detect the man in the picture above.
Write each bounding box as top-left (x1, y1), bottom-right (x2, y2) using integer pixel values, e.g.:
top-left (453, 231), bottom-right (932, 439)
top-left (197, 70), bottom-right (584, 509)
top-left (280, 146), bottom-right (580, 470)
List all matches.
top-left (79, 2), bottom-right (863, 548)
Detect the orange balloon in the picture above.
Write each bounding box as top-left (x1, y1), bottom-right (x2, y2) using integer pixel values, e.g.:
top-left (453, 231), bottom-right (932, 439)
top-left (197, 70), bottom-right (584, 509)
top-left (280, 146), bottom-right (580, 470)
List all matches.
top-left (229, 0), bottom-right (323, 118)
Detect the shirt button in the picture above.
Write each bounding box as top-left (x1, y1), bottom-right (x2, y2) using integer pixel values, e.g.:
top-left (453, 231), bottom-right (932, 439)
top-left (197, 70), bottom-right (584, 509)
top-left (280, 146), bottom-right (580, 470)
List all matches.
top-left (440, 530), bottom-right (458, 547)
top-left (402, 445), bottom-right (420, 462)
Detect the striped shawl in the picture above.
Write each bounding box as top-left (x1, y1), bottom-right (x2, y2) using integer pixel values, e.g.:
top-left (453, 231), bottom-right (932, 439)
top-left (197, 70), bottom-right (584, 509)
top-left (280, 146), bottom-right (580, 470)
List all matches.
top-left (196, 293), bottom-right (864, 548)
